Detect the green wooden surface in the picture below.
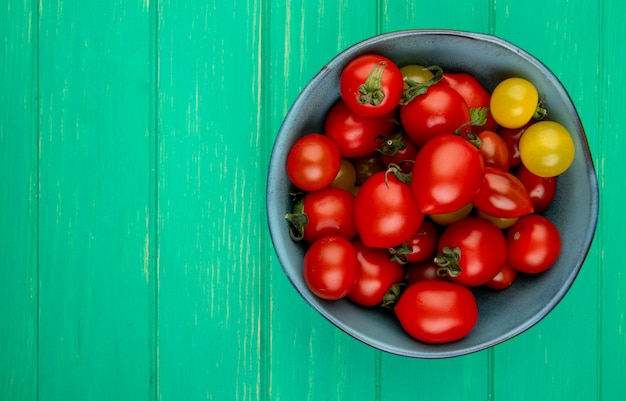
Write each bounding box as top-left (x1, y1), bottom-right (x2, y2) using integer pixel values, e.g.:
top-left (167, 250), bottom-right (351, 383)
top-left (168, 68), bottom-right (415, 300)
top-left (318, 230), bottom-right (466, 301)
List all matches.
top-left (1, 0), bottom-right (622, 400)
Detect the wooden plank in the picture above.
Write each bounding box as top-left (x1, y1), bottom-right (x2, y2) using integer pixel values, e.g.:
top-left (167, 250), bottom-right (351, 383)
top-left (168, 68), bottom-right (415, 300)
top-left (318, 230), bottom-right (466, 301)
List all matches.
top-left (597, 0), bottom-right (626, 398)
top-left (36, 0), bottom-right (156, 399)
top-left (491, 1), bottom-right (601, 399)
top-left (0, 0), bottom-right (38, 399)
top-left (264, 1), bottom-right (383, 400)
top-left (154, 1), bottom-right (267, 399)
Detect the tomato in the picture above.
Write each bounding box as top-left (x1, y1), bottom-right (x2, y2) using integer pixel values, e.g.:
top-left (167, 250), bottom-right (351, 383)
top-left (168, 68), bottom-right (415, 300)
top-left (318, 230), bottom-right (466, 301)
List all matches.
top-left (354, 169), bottom-right (425, 248)
top-left (377, 132), bottom-right (419, 174)
top-left (330, 158), bottom-right (357, 191)
top-left (436, 216), bottom-right (507, 286)
top-left (476, 210), bottom-right (519, 229)
top-left (303, 236), bottom-right (358, 300)
top-left (285, 187), bottom-right (356, 243)
top-left (395, 280), bottom-right (478, 343)
top-left (440, 72), bottom-right (499, 131)
top-left (340, 54), bottom-right (404, 117)
top-left (400, 64), bottom-right (436, 87)
top-left (324, 99), bottom-right (397, 158)
top-left (351, 153), bottom-right (385, 186)
top-left (347, 238), bottom-right (406, 307)
top-left (428, 203), bottom-right (473, 226)
top-left (389, 219), bottom-right (439, 264)
top-left (405, 260), bottom-right (445, 286)
top-left (476, 130), bottom-right (510, 170)
top-left (411, 134), bottom-right (485, 214)
top-left (286, 133), bottom-right (341, 191)
top-left (515, 164), bottom-right (557, 213)
top-left (472, 167), bottom-right (534, 218)
top-left (485, 263), bottom-right (518, 290)
top-left (400, 83), bottom-right (472, 147)
top-left (506, 214), bottom-right (561, 274)
top-left (498, 120), bottom-right (533, 168)
top-left (519, 121), bottom-right (575, 177)
top-left (490, 77), bottom-right (542, 129)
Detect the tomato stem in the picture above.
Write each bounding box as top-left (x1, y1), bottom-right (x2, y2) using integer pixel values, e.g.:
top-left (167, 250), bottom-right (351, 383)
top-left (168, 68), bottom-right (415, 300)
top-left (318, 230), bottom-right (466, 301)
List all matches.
top-left (534, 99), bottom-right (548, 120)
top-left (434, 246), bottom-right (462, 277)
top-left (376, 131), bottom-right (407, 158)
top-left (357, 61), bottom-right (388, 106)
top-left (400, 65), bottom-right (443, 105)
top-left (385, 163), bottom-right (413, 186)
top-left (388, 242), bottom-right (413, 265)
top-left (382, 282), bottom-right (406, 310)
top-left (284, 197), bottom-right (308, 241)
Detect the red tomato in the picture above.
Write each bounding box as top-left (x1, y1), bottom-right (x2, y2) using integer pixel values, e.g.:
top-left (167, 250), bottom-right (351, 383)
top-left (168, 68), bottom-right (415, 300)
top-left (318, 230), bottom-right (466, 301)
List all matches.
top-left (389, 219), bottom-right (439, 264)
top-left (405, 259), bottom-right (445, 286)
top-left (395, 280), bottom-right (478, 343)
top-left (400, 83), bottom-right (472, 147)
top-left (506, 215), bottom-right (561, 274)
top-left (476, 130), bottom-right (510, 170)
top-left (285, 187), bottom-right (357, 243)
top-left (354, 169), bottom-right (425, 248)
top-left (440, 72), bottom-right (499, 132)
top-left (377, 132), bottom-right (419, 174)
top-left (347, 238), bottom-right (406, 307)
top-left (498, 121), bottom-right (533, 168)
top-left (515, 165), bottom-right (557, 213)
top-left (485, 263), bottom-right (518, 290)
top-left (286, 133), bottom-right (341, 191)
top-left (339, 54), bottom-right (404, 117)
top-left (436, 216), bottom-right (507, 286)
top-left (303, 236), bottom-right (357, 300)
top-left (472, 167), bottom-right (534, 218)
top-left (324, 99), bottom-right (397, 158)
top-left (411, 134), bottom-right (485, 214)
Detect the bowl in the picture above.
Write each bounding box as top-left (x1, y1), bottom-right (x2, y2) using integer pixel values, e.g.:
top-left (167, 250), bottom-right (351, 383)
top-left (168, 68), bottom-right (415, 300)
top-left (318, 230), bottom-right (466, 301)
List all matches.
top-left (266, 29), bottom-right (599, 358)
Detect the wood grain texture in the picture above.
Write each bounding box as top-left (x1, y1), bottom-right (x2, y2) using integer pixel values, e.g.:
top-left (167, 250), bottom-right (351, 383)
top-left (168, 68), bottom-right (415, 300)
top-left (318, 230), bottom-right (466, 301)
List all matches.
top-left (1, 0), bottom-right (622, 400)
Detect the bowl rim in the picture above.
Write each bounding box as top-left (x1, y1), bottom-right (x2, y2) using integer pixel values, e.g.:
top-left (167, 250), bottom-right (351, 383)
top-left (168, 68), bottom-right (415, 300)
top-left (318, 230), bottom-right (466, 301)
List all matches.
top-left (267, 29), bottom-right (600, 358)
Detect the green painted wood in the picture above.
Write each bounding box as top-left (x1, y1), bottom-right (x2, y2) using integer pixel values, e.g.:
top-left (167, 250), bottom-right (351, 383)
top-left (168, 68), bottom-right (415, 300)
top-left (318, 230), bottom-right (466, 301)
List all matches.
top-left (35, 0), bottom-right (156, 399)
top-left (0, 0), bottom-right (38, 399)
top-left (1, 0), bottom-right (623, 400)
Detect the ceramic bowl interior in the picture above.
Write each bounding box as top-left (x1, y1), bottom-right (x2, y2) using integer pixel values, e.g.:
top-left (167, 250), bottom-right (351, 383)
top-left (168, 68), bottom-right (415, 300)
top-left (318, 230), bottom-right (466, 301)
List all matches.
top-left (266, 30), bottom-right (599, 358)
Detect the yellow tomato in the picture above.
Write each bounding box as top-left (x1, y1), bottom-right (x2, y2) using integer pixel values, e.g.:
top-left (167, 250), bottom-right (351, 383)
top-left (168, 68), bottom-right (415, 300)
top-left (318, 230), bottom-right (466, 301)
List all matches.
top-left (490, 77), bottom-right (540, 129)
top-left (519, 121), bottom-right (575, 177)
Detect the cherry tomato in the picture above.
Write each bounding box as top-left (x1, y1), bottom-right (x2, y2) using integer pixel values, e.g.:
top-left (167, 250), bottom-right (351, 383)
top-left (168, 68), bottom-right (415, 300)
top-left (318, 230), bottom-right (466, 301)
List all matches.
top-left (411, 134), bottom-right (485, 215)
top-left (476, 210), bottom-right (519, 229)
top-left (428, 203), bottom-right (473, 226)
top-left (400, 64), bottom-right (435, 87)
top-left (330, 158), bottom-right (357, 191)
top-left (498, 120), bottom-right (533, 168)
top-left (347, 238), bottom-right (406, 307)
top-left (472, 167), bottom-right (534, 218)
top-left (351, 153), bottom-right (385, 186)
top-left (340, 54), bottom-right (404, 117)
top-left (324, 99), bottom-right (397, 158)
top-left (285, 187), bottom-right (356, 243)
top-left (440, 72), bottom-right (499, 131)
top-left (303, 236), bottom-right (358, 300)
top-left (506, 214), bottom-right (561, 274)
top-left (436, 216), bottom-right (507, 286)
top-left (405, 260), bottom-right (445, 286)
top-left (515, 164), bottom-right (557, 213)
top-left (377, 132), bottom-right (419, 174)
top-left (389, 219), bottom-right (439, 264)
top-left (354, 169), bottom-right (425, 248)
top-left (395, 280), bottom-right (478, 344)
top-left (400, 83), bottom-right (472, 147)
top-left (485, 263), bottom-right (518, 290)
top-left (286, 133), bottom-right (341, 191)
top-left (519, 121), bottom-right (575, 177)
top-left (476, 130), bottom-right (510, 170)
top-left (490, 77), bottom-right (540, 129)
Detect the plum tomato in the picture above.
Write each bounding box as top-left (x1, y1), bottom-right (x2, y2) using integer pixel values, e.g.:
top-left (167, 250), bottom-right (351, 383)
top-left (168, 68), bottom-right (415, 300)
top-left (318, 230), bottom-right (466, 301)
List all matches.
top-left (285, 187), bottom-right (357, 243)
top-left (354, 168), bottom-right (424, 248)
top-left (435, 216), bottom-right (507, 287)
top-left (286, 133), bottom-right (341, 191)
top-left (440, 72), bottom-right (499, 132)
top-left (476, 130), bottom-right (510, 170)
top-left (340, 54), bottom-right (404, 117)
top-left (303, 236), bottom-right (358, 300)
top-left (411, 134), bottom-right (485, 215)
top-left (506, 214), bottom-right (561, 274)
top-left (485, 262), bottom-right (518, 290)
top-left (400, 83), bottom-right (472, 147)
top-left (389, 219), bottom-right (439, 264)
top-left (472, 167), bottom-right (534, 218)
top-left (490, 77), bottom-right (542, 129)
top-left (515, 164), bottom-right (557, 213)
top-left (395, 280), bottom-right (478, 344)
top-left (347, 238), bottom-right (406, 307)
top-left (519, 120), bottom-right (575, 177)
top-left (324, 99), bottom-right (397, 158)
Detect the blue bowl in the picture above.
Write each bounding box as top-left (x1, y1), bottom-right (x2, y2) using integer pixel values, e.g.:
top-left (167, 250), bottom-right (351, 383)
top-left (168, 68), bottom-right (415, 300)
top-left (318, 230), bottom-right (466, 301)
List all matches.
top-left (266, 30), bottom-right (599, 358)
